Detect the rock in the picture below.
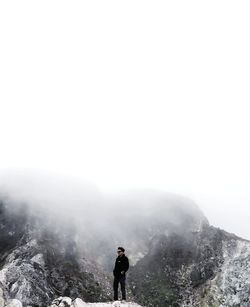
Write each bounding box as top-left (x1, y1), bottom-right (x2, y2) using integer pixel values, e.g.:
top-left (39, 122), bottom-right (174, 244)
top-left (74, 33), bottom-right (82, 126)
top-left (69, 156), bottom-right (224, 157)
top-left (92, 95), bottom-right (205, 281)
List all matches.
top-left (73, 298), bottom-right (89, 307)
top-left (51, 297), bottom-right (62, 305)
top-left (0, 297), bottom-right (5, 307)
top-left (5, 299), bottom-right (23, 307)
top-left (30, 253), bottom-right (45, 267)
top-left (59, 297), bottom-right (72, 307)
top-left (49, 297), bottom-right (144, 307)
top-left (51, 297), bottom-right (72, 307)
top-left (0, 288), bottom-right (3, 297)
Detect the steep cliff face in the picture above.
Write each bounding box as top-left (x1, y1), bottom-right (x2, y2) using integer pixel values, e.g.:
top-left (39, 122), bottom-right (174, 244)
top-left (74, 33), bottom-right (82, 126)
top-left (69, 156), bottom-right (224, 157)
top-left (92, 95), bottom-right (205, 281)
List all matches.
top-left (195, 239), bottom-right (250, 307)
top-left (130, 224), bottom-right (250, 307)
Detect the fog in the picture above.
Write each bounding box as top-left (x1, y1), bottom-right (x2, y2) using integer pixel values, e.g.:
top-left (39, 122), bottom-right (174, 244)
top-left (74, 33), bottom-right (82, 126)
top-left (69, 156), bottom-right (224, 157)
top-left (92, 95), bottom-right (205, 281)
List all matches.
top-left (0, 170), bottom-right (209, 269)
top-left (0, 169), bottom-right (206, 230)
top-left (0, 1), bottom-right (250, 240)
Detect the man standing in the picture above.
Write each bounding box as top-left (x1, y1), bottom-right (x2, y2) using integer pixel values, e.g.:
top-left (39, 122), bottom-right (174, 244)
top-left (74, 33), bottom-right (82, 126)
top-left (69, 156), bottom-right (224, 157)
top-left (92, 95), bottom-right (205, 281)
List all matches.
top-left (113, 246), bottom-right (129, 301)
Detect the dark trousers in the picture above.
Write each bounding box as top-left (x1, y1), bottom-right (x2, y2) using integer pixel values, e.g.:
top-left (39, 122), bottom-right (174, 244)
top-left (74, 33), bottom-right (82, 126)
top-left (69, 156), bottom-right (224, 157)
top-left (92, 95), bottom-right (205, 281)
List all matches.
top-left (113, 275), bottom-right (126, 300)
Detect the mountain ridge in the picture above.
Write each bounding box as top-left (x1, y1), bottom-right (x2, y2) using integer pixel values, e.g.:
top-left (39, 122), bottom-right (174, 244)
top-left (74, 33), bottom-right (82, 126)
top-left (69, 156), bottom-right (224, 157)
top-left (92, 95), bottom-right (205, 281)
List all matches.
top-left (0, 190), bottom-right (250, 306)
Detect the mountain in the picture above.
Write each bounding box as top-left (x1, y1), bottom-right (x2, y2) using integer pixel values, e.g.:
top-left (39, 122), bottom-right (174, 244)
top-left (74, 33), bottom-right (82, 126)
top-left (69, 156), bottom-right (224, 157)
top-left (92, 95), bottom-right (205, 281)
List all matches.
top-left (0, 189), bottom-right (250, 307)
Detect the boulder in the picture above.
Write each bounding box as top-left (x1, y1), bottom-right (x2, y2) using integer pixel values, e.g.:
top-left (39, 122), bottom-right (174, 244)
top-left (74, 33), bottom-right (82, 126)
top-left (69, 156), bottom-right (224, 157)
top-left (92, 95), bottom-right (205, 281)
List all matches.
top-left (51, 297), bottom-right (62, 306)
top-left (5, 299), bottom-right (23, 307)
top-left (51, 297), bottom-right (72, 307)
top-left (73, 298), bottom-right (89, 307)
top-left (0, 297), bottom-right (5, 307)
top-left (59, 297), bottom-right (72, 307)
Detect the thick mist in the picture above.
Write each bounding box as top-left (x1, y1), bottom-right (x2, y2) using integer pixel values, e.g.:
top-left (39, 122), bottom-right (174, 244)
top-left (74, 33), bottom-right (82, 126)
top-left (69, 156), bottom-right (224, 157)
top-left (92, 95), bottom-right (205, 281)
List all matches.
top-left (0, 170), bottom-right (208, 270)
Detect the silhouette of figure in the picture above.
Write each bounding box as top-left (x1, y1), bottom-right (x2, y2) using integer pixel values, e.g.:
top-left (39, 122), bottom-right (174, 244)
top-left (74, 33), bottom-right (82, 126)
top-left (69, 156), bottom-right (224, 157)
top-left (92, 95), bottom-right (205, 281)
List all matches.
top-left (113, 246), bottom-right (129, 301)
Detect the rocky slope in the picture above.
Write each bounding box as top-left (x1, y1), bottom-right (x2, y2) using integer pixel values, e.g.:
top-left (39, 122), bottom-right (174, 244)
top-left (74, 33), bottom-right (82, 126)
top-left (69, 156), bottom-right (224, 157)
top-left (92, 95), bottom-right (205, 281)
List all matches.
top-left (49, 297), bottom-right (143, 307)
top-left (0, 199), bottom-right (112, 306)
top-left (0, 189), bottom-right (250, 306)
top-left (130, 224), bottom-right (250, 307)
top-left (0, 295), bottom-right (143, 307)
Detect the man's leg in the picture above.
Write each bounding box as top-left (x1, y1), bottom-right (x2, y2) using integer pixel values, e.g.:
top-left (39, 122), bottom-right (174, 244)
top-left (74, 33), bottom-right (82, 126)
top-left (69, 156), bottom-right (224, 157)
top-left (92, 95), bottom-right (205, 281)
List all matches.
top-left (120, 276), bottom-right (126, 300)
top-left (113, 277), bottom-right (119, 300)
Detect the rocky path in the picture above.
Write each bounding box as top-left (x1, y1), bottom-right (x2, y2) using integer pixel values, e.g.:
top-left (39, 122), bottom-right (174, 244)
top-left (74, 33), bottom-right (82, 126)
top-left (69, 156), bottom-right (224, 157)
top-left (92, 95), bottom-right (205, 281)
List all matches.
top-left (0, 295), bottom-right (143, 307)
top-left (51, 298), bottom-right (143, 307)
top-left (74, 303), bottom-right (142, 307)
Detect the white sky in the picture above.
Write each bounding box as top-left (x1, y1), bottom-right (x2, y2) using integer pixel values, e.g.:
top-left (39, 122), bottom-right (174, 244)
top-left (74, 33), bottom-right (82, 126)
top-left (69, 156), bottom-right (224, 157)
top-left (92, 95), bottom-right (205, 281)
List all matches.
top-left (0, 1), bottom-right (250, 239)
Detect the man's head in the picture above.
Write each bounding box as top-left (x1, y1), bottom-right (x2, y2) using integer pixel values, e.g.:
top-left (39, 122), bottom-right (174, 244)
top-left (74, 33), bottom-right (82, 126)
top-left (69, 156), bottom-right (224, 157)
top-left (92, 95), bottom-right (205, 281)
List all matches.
top-left (117, 246), bottom-right (125, 256)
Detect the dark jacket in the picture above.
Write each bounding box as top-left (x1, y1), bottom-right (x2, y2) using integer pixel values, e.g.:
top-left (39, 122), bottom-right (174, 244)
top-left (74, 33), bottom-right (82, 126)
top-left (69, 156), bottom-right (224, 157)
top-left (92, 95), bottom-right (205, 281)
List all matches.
top-left (113, 254), bottom-right (129, 278)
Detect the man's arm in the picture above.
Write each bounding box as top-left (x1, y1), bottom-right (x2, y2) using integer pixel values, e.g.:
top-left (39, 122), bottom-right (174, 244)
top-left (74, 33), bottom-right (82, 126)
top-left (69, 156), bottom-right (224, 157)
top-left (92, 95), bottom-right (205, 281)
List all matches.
top-left (121, 257), bottom-right (129, 274)
top-left (125, 257), bottom-right (129, 272)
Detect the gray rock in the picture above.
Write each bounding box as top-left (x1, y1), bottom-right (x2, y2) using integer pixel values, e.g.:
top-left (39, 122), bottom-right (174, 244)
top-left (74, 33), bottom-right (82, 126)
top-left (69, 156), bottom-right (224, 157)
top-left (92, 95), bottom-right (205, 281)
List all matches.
top-left (0, 297), bottom-right (5, 307)
top-left (73, 298), bottom-right (88, 307)
top-left (59, 297), bottom-right (72, 307)
top-left (5, 299), bottom-right (23, 307)
top-left (51, 297), bottom-right (61, 306)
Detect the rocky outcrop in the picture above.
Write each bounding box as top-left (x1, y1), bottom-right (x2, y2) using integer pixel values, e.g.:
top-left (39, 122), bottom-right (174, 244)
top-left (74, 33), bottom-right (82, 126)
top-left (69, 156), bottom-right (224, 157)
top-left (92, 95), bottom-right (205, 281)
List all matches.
top-left (0, 295), bottom-right (144, 307)
top-left (50, 297), bottom-right (143, 307)
top-left (5, 299), bottom-right (23, 307)
top-left (193, 240), bottom-right (250, 307)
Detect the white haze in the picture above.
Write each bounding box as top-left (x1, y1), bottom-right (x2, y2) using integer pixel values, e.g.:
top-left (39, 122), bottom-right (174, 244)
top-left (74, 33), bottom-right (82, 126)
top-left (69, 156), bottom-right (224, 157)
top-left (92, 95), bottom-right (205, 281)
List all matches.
top-left (0, 1), bottom-right (250, 240)
top-left (0, 169), bottom-right (208, 269)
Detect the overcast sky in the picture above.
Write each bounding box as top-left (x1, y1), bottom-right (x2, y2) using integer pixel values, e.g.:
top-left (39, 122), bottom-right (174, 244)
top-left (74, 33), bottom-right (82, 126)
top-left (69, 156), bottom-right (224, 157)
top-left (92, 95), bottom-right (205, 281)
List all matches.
top-left (0, 1), bottom-right (250, 239)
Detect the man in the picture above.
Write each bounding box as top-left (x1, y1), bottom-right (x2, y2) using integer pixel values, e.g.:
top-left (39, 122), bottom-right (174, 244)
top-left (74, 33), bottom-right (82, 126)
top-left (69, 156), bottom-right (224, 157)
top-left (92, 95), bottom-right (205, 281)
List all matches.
top-left (113, 246), bottom-right (129, 301)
